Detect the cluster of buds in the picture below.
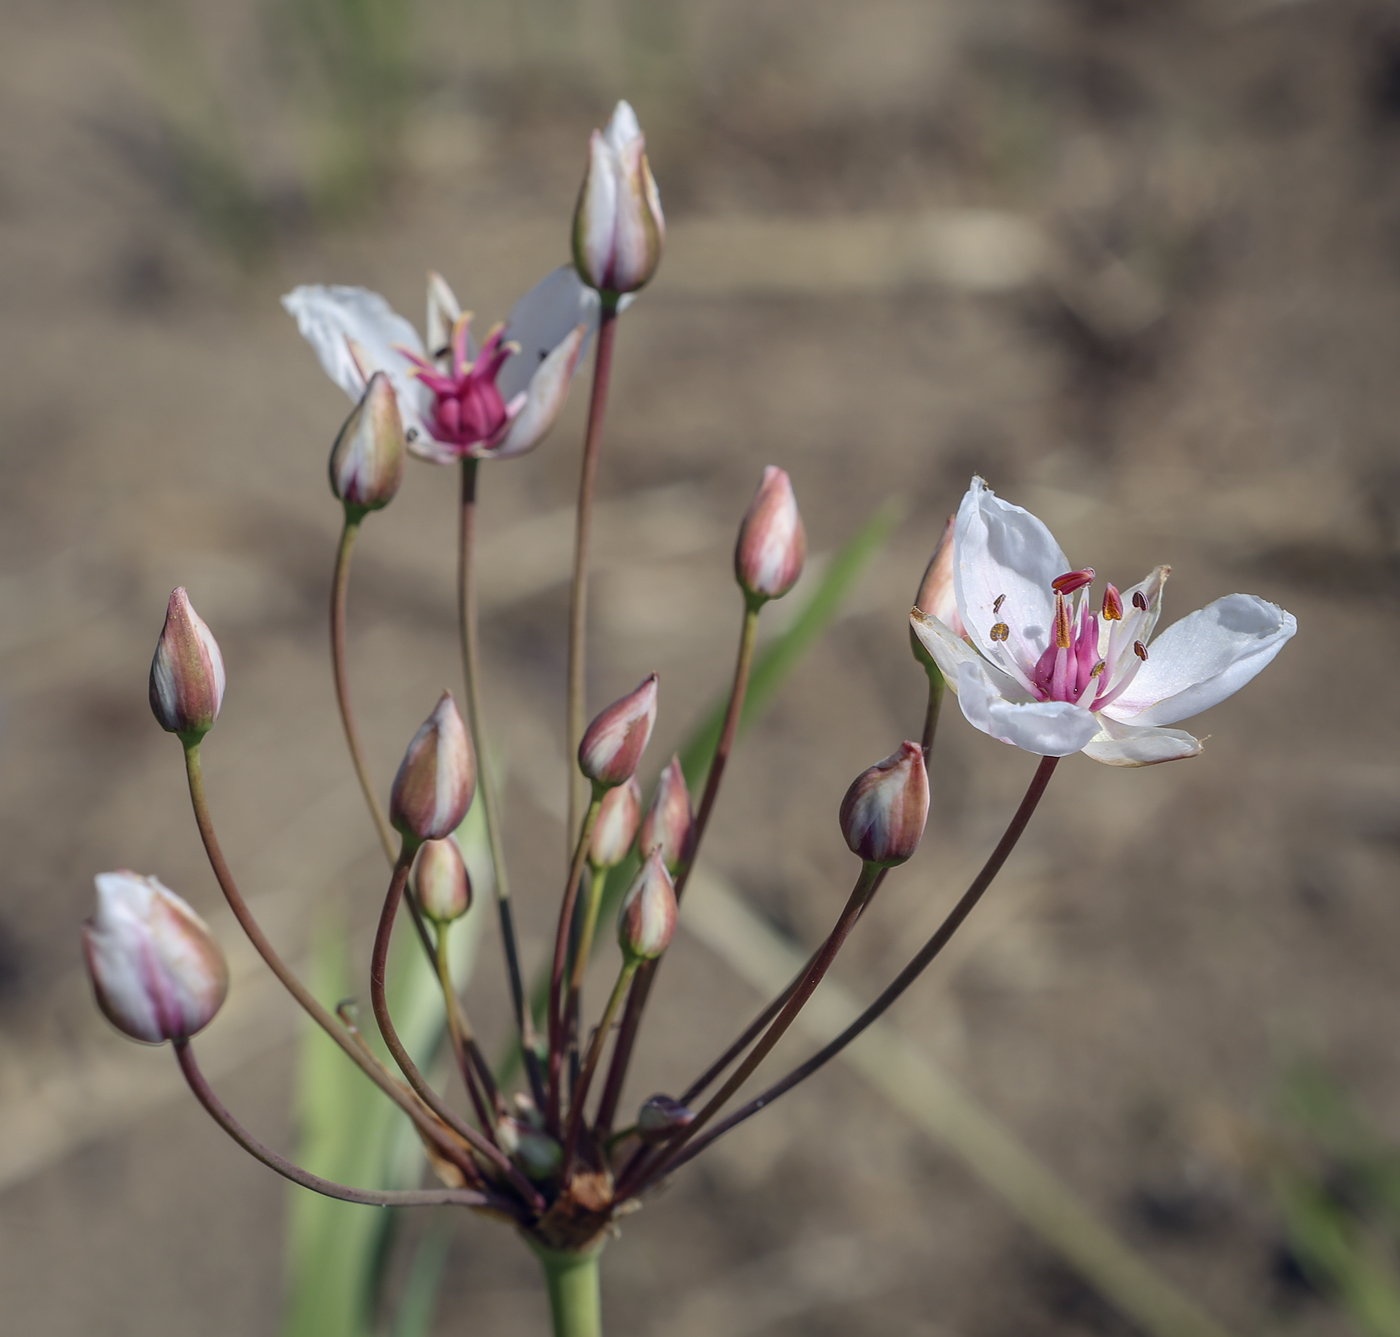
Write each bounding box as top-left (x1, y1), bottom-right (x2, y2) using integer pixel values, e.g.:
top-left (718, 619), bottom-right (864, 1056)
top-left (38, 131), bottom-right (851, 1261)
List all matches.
top-left (83, 91), bottom-right (1295, 1337)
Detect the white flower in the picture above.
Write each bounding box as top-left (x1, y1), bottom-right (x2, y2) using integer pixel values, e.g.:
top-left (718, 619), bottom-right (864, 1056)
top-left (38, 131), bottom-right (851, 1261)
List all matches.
top-left (910, 477), bottom-right (1297, 766)
top-left (282, 267), bottom-right (597, 465)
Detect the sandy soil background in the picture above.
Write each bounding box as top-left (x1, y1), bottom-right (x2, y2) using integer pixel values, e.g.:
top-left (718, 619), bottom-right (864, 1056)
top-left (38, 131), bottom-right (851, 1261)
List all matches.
top-left (1, 0), bottom-right (1398, 1333)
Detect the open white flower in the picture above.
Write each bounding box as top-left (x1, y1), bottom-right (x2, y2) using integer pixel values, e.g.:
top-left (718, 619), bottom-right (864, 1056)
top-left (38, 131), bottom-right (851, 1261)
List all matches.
top-left (283, 267), bottom-right (598, 465)
top-left (910, 477), bottom-right (1296, 766)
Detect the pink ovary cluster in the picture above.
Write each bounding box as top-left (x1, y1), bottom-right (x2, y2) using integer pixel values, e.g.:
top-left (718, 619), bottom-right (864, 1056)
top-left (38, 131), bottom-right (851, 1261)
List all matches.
top-left (400, 317), bottom-right (522, 452)
top-left (999, 567), bottom-right (1151, 713)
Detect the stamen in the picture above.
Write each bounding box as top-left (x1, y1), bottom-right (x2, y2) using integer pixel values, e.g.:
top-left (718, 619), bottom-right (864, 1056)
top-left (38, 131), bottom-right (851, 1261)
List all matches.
top-left (992, 594), bottom-right (1006, 614)
top-left (1052, 568), bottom-right (1095, 595)
top-left (1134, 641), bottom-right (1148, 661)
top-left (1090, 660), bottom-right (1105, 677)
top-left (1054, 593), bottom-right (1073, 650)
top-left (990, 622), bottom-right (1010, 642)
top-left (1132, 591), bottom-right (1149, 611)
top-left (1101, 583), bottom-right (1123, 621)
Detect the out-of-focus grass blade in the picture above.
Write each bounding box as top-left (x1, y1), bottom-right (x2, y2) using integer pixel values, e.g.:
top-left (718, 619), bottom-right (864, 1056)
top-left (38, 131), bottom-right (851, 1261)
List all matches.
top-left (499, 497), bottom-right (902, 1082)
top-left (388, 1218), bottom-right (454, 1337)
top-left (282, 803), bottom-right (489, 1337)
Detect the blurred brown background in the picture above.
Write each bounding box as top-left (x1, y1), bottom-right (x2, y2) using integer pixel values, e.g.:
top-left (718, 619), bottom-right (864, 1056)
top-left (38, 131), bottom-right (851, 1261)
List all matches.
top-left (0, 0), bottom-right (1395, 1332)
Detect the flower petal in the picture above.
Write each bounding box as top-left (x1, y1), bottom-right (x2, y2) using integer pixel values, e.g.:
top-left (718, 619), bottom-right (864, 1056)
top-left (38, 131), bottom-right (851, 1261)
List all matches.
top-left (498, 267), bottom-right (601, 401)
top-left (1102, 593), bottom-right (1296, 726)
top-left (488, 325), bottom-right (588, 459)
top-left (282, 285), bottom-right (434, 440)
top-left (909, 609), bottom-right (1023, 699)
top-left (953, 476), bottom-right (1069, 671)
top-left (425, 271), bottom-right (462, 365)
top-left (956, 661), bottom-right (1100, 756)
top-left (1081, 716), bottom-right (1202, 767)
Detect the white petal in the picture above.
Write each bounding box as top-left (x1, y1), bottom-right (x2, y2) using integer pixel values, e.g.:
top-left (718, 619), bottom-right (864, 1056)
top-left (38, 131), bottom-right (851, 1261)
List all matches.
top-left (953, 476), bottom-right (1069, 671)
top-left (605, 100), bottom-right (642, 153)
top-left (909, 609), bottom-right (1023, 699)
top-left (577, 131), bottom-right (621, 291)
top-left (425, 271), bottom-right (461, 364)
top-left (1103, 594), bottom-right (1296, 726)
top-left (499, 267), bottom-right (601, 401)
top-left (491, 325), bottom-right (587, 459)
top-left (1081, 716), bottom-right (1201, 767)
top-left (956, 661), bottom-right (1100, 756)
top-left (281, 285), bottom-right (434, 440)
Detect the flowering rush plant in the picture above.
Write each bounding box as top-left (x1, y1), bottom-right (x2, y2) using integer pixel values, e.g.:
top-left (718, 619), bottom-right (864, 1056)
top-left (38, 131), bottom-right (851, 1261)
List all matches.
top-left (84, 100), bottom-right (1296, 1336)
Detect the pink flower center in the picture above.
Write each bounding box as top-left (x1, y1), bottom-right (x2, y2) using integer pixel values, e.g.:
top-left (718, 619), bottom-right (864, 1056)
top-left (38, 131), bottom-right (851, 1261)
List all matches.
top-left (401, 317), bottom-right (518, 452)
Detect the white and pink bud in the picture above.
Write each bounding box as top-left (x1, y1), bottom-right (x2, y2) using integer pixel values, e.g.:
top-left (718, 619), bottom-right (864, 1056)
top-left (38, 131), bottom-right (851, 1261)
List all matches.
top-left (579, 674), bottom-right (658, 789)
top-left (82, 871), bottom-right (229, 1044)
top-left (735, 466), bottom-right (806, 605)
top-left (913, 515), bottom-right (964, 637)
top-left (149, 588), bottom-right (226, 740)
top-left (414, 837), bottom-right (471, 924)
top-left (639, 754), bottom-right (694, 874)
top-left (390, 692), bottom-right (476, 844)
top-left (637, 1093), bottom-right (695, 1142)
top-left (572, 100), bottom-right (665, 296)
top-left (329, 371), bottom-right (406, 514)
top-left (590, 777), bottom-right (642, 870)
top-left (838, 741), bottom-right (930, 868)
top-left (617, 847), bottom-right (678, 962)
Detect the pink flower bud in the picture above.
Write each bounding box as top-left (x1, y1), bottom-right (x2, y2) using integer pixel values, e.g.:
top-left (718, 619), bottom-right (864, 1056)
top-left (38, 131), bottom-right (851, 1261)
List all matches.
top-left (913, 515), bottom-right (965, 636)
top-left (579, 674), bottom-right (658, 788)
top-left (329, 371), bottom-right (406, 514)
top-left (637, 1093), bottom-right (695, 1142)
top-left (82, 871), bottom-right (229, 1044)
top-left (590, 777), bottom-right (642, 869)
top-left (149, 588), bottom-right (226, 739)
top-left (390, 692), bottom-right (476, 843)
top-left (572, 101), bottom-right (665, 295)
top-left (617, 847), bottom-right (677, 962)
top-left (735, 466), bottom-right (806, 604)
top-left (639, 754), bottom-right (694, 874)
top-left (414, 837), bottom-right (471, 923)
top-left (838, 741), bottom-right (930, 867)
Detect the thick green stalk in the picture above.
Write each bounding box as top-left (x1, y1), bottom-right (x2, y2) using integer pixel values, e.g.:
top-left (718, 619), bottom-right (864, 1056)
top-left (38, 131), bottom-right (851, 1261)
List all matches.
top-left (530, 1241), bottom-right (605, 1337)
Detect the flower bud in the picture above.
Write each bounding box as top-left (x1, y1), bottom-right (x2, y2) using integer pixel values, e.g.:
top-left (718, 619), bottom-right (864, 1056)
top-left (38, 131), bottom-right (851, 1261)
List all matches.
top-left (838, 741), bottom-right (930, 867)
top-left (572, 100), bottom-right (665, 295)
top-left (414, 837), bottom-right (471, 923)
top-left (590, 777), bottom-right (642, 869)
top-left (390, 692), bottom-right (476, 843)
top-left (617, 847), bottom-right (678, 962)
top-left (149, 587), bottom-right (226, 740)
top-left (579, 674), bottom-right (658, 789)
top-left (639, 755), bottom-right (694, 874)
top-left (497, 1117), bottom-right (564, 1180)
top-left (329, 371), bottom-right (406, 514)
top-left (637, 1093), bottom-right (695, 1142)
top-left (82, 871), bottom-right (229, 1044)
top-left (735, 466), bottom-right (806, 605)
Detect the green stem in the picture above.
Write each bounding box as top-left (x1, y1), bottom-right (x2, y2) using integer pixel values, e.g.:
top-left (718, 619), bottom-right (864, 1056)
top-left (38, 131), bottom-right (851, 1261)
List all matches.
top-left (529, 1240), bottom-right (605, 1337)
top-left (566, 300), bottom-right (619, 849)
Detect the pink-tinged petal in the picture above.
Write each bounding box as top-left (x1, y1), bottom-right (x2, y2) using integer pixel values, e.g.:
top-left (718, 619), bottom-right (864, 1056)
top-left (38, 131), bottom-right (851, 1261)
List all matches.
top-left (575, 129), bottom-right (621, 291)
top-left (498, 267), bottom-right (601, 401)
top-left (1102, 593), bottom-right (1296, 727)
top-left (1081, 717), bottom-right (1202, 767)
top-left (282, 285), bottom-right (434, 440)
top-left (913, 516), bottom-right (964, 636)
top-left (490, 325), bottom-right (587, 460)
top-left (955, 661), bottom-right (1099, 756)
top-left (953, 476), bottom-right (1069, 672)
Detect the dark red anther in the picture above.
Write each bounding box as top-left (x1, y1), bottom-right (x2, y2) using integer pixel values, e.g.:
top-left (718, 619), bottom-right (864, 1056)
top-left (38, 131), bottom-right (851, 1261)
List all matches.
top-left (1051, 568), bottom-right (1095, 595)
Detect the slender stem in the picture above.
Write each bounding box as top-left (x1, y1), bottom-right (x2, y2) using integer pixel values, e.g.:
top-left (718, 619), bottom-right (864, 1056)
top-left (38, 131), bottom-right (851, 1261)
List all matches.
top-left (562, 863), bottom-right (608, 1056)
top-left (173, 1039), bottom-right (500, 1211)
top-left (593, 602), bottom-right (760, 1136)
top-left (648, 754), bottom-right (1061, 1186)
top-left (619, 862), bottom-right (885, 1196)
top-left (180, 741), bottom-right (474, 1169)
top-left (920, 665), bottom-right (945, 764)
top-left (457, 459), bottom-right (541, 1111)
top-left (435, 924), bottom-right (497, 1139)
top-left (528, 1240), bottom-right (605, 1337)
top-left (562, 959), bottom-right (637, 1178)
top-left (548, 794), bottom-right (604, 1130)
top-left (330, 512), bottom-right (397, 864)
top-left (565, 301), bottom-right (619, 847)
top-left (370, 843), bottom-right (546, 1211)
